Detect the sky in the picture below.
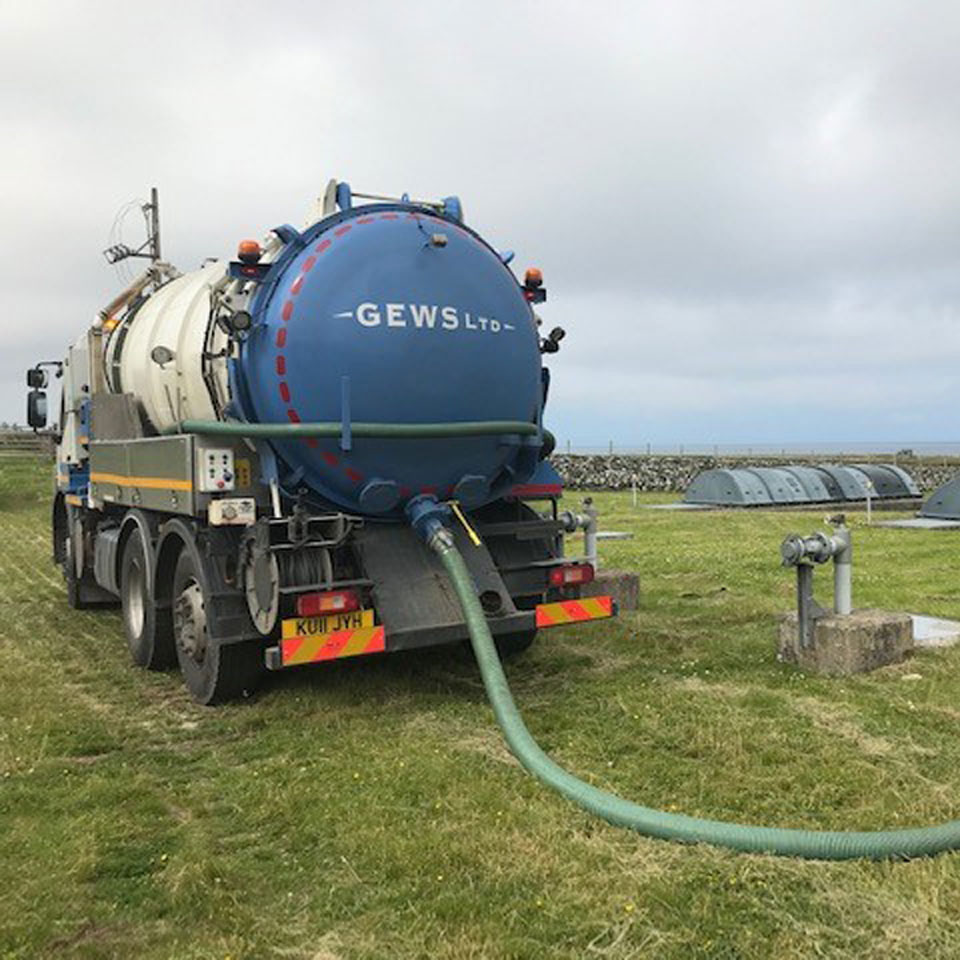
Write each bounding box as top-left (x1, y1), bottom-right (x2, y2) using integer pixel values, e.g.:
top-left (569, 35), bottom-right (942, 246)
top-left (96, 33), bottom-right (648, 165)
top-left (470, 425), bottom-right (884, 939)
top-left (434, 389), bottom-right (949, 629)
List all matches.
top-left (2, 0), bottom-right (959, 448)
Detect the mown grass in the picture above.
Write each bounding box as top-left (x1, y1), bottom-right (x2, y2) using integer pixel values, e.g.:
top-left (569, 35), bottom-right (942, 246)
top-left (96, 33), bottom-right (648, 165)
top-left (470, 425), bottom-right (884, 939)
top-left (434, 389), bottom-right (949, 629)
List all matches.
top-left (3, 457), bottom-right (960, 958)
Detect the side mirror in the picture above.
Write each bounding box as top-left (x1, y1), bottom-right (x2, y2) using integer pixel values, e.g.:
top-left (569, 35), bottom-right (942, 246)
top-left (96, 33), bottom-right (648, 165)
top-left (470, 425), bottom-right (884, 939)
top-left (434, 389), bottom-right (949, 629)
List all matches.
top-left (539, 327), bottom-right (566, 354)
top-left (26, 367), bottom-right (47, 388)
top-left (27, 390), bottom-right (47, 431)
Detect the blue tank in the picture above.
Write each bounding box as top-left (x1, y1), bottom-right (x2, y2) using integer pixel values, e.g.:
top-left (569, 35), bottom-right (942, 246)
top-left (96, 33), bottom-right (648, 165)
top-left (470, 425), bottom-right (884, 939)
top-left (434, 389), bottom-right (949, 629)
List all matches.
top-left (231, 203), bottom-right (545, 516)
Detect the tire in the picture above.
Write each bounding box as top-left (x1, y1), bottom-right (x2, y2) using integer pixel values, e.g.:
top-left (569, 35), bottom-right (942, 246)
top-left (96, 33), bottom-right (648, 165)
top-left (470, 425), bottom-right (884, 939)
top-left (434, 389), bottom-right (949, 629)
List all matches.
top-left (171, 548), bottom-right (262, 705)
top-left (495, 630), bottom-right (537, 659)
top-left (121, 528), bottom-right (174, 670)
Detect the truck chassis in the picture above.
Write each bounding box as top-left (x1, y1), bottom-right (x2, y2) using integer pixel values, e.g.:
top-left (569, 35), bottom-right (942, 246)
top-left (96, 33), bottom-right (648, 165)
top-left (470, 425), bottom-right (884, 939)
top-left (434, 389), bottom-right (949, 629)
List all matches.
top-left (53, 429), bottom-right (608, 703)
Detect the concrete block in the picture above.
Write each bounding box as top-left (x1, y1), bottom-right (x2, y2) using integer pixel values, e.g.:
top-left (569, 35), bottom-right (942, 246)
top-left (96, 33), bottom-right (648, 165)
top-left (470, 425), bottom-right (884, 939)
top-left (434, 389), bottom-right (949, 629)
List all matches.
top-left (583, 569), bottom-right (639, 612)
top-left (777, 609), bottom-right (913, 675)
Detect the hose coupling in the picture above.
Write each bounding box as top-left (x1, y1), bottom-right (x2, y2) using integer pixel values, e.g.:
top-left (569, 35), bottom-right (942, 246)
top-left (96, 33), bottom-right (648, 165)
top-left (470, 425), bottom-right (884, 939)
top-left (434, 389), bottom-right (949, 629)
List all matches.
top-left (405, 494), bottom-right (454, 551)
top-left (428, 526), bottom-right (455, 553)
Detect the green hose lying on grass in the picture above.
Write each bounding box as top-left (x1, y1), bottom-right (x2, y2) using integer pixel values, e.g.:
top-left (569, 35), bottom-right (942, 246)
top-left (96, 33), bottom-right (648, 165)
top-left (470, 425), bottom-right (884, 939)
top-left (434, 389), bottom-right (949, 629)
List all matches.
top-left (432, 533), bottom-right (960, 861)
top-left (170, 419), bottom-right (960, 859)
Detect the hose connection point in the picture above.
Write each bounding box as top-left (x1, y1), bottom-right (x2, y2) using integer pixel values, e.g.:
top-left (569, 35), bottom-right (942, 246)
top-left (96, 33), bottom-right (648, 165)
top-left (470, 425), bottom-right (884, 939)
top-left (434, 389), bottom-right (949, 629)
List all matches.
top-left (428, 526), bottom-right (455, 552)
top-left (780, 532), bottom-right (834, 566)
top-left (405, 494), bottom-right (453, 550)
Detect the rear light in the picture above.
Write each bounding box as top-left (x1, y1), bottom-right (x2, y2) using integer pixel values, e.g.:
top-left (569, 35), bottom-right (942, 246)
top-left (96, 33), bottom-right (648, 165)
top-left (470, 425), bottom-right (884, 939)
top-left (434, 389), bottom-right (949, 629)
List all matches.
top-left (549, 564), bottom-right (595, 587)
top-left (296, 589), bottom-right (360, 617)
top-left (523, 266), bottom-right (546, 303)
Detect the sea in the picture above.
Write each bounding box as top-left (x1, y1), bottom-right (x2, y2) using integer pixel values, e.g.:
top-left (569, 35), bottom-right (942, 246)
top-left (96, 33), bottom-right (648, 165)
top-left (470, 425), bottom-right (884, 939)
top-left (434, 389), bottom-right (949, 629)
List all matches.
top-left (562, 442), bottom-right (960, 457)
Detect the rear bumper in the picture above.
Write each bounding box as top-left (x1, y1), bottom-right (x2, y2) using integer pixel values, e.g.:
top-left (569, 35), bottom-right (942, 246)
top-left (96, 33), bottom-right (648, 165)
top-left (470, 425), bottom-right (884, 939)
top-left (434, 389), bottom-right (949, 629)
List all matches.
top-left (264, 609), bottom-right (535, 669)
top-left (265, 595), bottom-right (617, 670)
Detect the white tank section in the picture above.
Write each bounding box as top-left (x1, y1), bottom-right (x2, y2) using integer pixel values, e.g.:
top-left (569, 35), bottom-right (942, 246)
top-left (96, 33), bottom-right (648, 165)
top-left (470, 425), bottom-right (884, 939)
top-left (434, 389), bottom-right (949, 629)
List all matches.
top-left (104, 261), bottom-right (231, 433)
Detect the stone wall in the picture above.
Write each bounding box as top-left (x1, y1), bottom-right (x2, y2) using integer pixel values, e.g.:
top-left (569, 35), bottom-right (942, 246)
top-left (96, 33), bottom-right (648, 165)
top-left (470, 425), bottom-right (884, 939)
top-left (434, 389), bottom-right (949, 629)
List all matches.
top-left (550, 454), bottom-right (960, 493)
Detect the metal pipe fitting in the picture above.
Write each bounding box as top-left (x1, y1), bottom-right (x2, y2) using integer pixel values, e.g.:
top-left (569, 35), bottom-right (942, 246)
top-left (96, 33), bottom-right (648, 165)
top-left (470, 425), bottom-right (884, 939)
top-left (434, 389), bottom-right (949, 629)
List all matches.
top-left (558, 497), bottom-right (600, 569)
top-left (829, 519), bottom-right (852, 616)
top-left (582, 497), bottom-right (598, 569)
top-left (780, 517), bottom-right (853, 648)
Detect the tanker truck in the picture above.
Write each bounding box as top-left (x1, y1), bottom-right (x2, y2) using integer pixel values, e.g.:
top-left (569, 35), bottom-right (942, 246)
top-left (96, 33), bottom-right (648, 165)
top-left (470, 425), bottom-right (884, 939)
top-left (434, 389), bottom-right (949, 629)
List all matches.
top-left (26, 182), bottom-right (615, 704)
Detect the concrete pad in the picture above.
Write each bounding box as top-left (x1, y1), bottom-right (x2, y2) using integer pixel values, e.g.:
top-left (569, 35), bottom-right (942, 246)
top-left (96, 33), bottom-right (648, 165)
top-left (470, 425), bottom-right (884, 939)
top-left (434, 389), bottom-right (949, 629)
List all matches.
top-left (875, 517), bottom-right (960, 530)
top-left (911, 614), bottom-right (960, 648)
top-left (777, 609), bottom-right (913, 675)
top-left (648, 500), bottom-right (925, 514)
top-left (644, 502), bottom-right (713, 511)
top-left (583, 569), bottom-right (640, 612)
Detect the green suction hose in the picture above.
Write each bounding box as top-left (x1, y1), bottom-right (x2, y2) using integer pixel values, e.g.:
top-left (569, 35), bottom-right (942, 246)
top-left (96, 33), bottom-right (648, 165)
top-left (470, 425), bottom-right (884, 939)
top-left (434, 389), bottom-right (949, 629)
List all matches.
top-left (168, 410), bottom-right (959, 859)
top-left (431, 533), bottom-right (960, 860)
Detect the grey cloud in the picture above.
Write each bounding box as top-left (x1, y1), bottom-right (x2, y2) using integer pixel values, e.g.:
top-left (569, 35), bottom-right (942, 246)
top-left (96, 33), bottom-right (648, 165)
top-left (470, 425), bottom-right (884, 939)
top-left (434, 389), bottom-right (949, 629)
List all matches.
top-left (1, 0), bottom-right (959, 446)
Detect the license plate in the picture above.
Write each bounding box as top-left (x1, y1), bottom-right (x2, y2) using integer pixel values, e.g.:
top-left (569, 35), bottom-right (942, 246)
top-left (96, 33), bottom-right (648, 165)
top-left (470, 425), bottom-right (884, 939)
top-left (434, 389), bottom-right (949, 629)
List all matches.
top-left (282, 608), bottom-right (375, 638)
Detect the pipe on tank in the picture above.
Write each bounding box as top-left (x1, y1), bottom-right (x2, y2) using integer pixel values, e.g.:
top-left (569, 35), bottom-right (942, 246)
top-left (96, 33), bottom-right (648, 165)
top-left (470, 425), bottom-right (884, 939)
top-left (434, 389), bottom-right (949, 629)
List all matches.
top-left (167, 418), bottom-right (552, 443)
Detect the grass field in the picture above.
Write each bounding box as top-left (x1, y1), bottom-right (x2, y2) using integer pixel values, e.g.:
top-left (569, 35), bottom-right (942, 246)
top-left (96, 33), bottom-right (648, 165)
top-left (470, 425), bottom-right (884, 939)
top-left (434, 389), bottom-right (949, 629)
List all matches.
top-left (3, 457), bottom-right (960, 959)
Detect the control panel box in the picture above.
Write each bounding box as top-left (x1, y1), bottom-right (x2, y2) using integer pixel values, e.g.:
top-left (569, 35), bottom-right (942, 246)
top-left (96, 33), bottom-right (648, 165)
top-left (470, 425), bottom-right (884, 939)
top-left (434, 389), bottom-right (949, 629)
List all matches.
top-left (198, 447), bottom-right (235, 493)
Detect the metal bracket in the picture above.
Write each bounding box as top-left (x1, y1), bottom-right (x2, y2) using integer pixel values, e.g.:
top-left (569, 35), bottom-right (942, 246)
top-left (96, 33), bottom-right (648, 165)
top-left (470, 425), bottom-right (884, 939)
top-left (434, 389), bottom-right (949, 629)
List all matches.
top-left (340, 376), bottom-right (352, 451)
top-left (796, 564), bottom-right (829, 649)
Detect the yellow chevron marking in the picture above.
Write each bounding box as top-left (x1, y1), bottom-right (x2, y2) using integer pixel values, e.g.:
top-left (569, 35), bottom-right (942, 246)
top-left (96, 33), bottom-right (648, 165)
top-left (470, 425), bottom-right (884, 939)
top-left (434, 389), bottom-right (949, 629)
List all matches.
top-left (536, 596), bottom-right (614, 628)
top-left (281, 626), bottom-right (385, 666)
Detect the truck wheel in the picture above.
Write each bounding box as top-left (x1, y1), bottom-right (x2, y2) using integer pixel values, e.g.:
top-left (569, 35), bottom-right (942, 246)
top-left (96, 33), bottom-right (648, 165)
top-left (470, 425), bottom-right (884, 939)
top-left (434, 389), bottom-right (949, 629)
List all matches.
top-left (172, 548), bottom-right (262, 705)
top-left (121, 529), bottom-right (174, 670)
top-left (495, 630), bottom-right (537, 658)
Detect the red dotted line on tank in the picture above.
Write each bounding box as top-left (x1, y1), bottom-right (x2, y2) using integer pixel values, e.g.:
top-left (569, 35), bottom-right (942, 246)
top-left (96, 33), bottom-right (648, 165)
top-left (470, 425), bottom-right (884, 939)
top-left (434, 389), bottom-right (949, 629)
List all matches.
top-left (274, 212), bottom-right (441, 489)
